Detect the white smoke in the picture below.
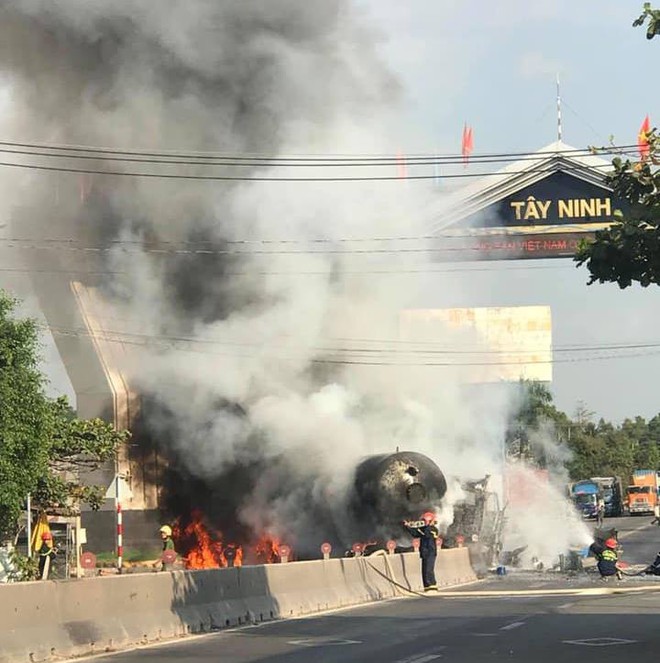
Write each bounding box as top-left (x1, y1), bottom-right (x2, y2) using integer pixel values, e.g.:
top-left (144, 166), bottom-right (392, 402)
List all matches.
top-left (0, 1), bottom-right (587, 563)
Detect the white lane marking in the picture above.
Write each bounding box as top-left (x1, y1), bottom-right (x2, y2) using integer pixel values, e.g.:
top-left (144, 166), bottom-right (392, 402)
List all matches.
top-left (557, 602), bottom-right (574, 609)
top-left (437, 585), bottom-right (660, 598)
top-left (618, 523), bottom-right (654, 540)
top-left (563, 638), bottom-right (637, 647)
top-left (396, 652), bottom-right (445, 663)
top-left (500, 621), bottom-right (526, 631)
top-left (288, 638), bottom-right (362, 647)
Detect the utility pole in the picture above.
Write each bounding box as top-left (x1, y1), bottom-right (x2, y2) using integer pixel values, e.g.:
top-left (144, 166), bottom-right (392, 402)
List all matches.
top-left (26, 494), bottom-right (32, 559)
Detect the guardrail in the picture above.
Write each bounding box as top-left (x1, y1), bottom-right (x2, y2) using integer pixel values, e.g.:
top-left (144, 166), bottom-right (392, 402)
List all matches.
top-left (0, 549), bottom-right (476, 662)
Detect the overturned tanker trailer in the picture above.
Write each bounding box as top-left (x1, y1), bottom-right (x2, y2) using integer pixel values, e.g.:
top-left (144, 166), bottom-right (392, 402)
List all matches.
top-left (348, 450), bottom-right (503, 569)
top-left (350, 450), bottom-right (447, 534)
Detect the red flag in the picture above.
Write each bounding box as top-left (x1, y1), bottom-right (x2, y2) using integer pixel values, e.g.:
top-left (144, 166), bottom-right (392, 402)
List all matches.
top-left (461, 123), bottom-right (474, 166)
top-left (638, 114), bottom-right (651, 160)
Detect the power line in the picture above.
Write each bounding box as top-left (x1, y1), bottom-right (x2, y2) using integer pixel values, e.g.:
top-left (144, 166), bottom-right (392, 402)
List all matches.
top-left (42, 323), bottom-right (660, 357)
top-left (0, 138), bottom-right (640, 163)
top-left (0, 145), bottom-right (639, 168)
top-left (46, 326), bottom-right (660, 366)
top-left (0, 157), bottom-right (625, 183)
top-left (0, 263), bottom-right (578, 276)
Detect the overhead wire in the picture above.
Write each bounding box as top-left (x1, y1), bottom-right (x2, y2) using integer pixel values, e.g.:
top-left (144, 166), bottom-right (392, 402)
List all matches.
top-left (41, 324), bottom-right (660, 365)
top-left (0, 135), bottom-right (640, 182)
top-left (0, 138), bottom-right (641, 163)
top-left (0, 157), bottom-right (633, 182)
top-left (0, 145), bottom-right (638, 168)
top-left (0, 263), bottom-right (579, 276)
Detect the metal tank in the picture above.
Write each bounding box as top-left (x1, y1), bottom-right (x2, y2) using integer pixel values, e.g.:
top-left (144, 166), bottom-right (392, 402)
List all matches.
top-left (351, 451), bottom-right (447, 528)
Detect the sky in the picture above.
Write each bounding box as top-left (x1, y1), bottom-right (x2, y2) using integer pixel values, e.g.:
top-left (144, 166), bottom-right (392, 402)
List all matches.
top-left (352, 0), bottom-right (660, 423)
top-left (0, 0), bottom-right (658, 424)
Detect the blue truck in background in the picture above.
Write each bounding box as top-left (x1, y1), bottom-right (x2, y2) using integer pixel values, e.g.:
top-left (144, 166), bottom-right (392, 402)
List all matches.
top-left (570, 480), bottom-right (601, 519)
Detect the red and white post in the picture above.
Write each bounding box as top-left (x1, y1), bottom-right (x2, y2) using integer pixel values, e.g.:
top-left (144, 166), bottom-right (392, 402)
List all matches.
top-left (115, 474), bottom-right (123, 573)
top-left (117, 501), bottom-right (123, 572)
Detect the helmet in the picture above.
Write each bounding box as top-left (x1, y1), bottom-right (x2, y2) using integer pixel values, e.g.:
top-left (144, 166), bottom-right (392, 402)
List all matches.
top-left (159, 525), bottom-right (172, 537)
top-left (421, 511), bottom-right (435, 525)
top-left (41, 531), bottom-right (52, 541)
top-left (604, 538), bottom-right (617, 549)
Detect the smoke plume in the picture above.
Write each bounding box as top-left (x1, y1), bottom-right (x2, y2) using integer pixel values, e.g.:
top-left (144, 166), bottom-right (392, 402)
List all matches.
top-left (0, 1), bottom-right (590, 562)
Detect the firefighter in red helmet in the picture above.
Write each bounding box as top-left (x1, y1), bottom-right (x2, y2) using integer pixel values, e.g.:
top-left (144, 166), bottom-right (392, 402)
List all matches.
top-left (403, 511), bottom-right (439, 591)
top-left (37, 531), bottom-right (57, 580)
top-left (590, 536), bottom-right (622, 579)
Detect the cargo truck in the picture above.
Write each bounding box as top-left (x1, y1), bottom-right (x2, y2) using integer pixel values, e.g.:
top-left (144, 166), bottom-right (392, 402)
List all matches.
top-left (570, 480), bottom-right (600, 519)
top-left (626, 470), bottom-right (660, 515)
top-left (590, 476), bottom-right (624, 517)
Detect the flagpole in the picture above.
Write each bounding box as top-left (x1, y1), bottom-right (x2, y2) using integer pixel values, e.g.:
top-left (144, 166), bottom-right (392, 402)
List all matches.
top-left (556, 73), bottom-right (562, 143)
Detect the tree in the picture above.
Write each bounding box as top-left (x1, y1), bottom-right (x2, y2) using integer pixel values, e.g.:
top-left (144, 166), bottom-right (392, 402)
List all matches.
top-left (0, 293), bottom-right (52, 537)
top-left (634, 3), bottom-right (660, 39)
top-left (505, 380), bottom-right (569, 464)
top-left (0, 291), bottom-right (128, 540)
top-left (35, 397), bottom-right (129, 513)
top-left (575, 7), bottom-right (659, 286)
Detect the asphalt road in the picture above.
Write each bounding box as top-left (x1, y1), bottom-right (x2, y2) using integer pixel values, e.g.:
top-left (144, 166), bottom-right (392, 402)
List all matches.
top-left (604, 515), bottom-right (660, 567)
top-left (83, 519), bottom-right (660, 663)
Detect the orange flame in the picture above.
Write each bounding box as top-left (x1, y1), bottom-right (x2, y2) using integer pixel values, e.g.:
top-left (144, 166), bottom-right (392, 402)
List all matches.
top-left (173, 510), bottom-right (292, 569)
top-left (173, 509), bottom-right (243, 570)
top-left (254, 535), bottom-right (284, 565)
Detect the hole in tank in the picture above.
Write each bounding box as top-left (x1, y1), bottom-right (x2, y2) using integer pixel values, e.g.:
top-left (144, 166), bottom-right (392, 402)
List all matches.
top-left (406, 482), bottom-right (427, 503)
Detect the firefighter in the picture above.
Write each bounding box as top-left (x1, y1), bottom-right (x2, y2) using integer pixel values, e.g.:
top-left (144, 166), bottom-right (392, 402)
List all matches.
top-left (37, 531), bottom-right (57, 580)
top-left (152, 525), bottom-right (176, 571)
top-left (404, 512), bottom-right (439, 591)
top-left (159, 525), bottom-right (175, 552)
top-left (591, 537), bottom-right (622, 580)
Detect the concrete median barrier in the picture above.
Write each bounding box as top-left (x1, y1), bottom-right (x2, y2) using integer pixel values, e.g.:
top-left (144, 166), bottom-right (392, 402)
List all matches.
top-left (0, 548), bottom-right (476, 662)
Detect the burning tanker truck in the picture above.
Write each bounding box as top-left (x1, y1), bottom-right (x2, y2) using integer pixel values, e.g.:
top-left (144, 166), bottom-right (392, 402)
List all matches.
top-left (165, 446), bottom-right (503, 569)
top-left (347, 451), bottom-right (504, 568)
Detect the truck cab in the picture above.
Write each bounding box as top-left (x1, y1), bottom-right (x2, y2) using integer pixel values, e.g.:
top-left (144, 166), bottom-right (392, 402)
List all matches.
top-left (571, 480), bottom-right (601, 519)
top-left (574, 491), bottom-right (599, 519)
top-left (627, 485), bottom-right (655, 515)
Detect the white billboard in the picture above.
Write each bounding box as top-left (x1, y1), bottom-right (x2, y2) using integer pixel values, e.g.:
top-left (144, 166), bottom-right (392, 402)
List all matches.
top-left (399, 306), bottom-right (552, 383)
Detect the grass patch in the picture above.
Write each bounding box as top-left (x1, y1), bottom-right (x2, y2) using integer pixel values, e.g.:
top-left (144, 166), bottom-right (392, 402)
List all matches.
top-left (93, 548), bottom-right (161, 565)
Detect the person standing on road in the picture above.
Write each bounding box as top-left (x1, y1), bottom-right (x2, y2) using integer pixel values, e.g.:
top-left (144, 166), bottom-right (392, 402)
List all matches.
top-left (36, 531), bottom-right (57, 580)
top-left (596, 497), bottom-right (605, 527)
top-left (652, 504), bottom-right (660, 526)
top-left (403, 512), bottom-right (439, 591)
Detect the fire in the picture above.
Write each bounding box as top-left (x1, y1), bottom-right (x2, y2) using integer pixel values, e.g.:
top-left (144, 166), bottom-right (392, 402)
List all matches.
top-left (254, 535), bottom-right (283, 565)
top-left (173, 510), bottom-right (292, 569)
top-left (173, 509), bottom-right (243, 570)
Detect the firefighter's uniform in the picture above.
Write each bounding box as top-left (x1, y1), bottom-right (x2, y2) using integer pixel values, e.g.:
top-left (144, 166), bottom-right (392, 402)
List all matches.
top-left (405, 522), bottom-right (439, 590)
top-left (591, 537), bottom-right (620, 579)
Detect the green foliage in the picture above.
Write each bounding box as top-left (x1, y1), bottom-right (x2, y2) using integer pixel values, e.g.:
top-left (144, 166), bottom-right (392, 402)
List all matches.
top-left (8, 549), bottom-right (39, 581)
top-left (565, 415), bottom-right (659, 482)
top-left (633, 3), bottom-right (660, 39)
top-left (0, 293), bottom-right (52, 537)
top-left (34, 398), bottom-right (129, 513)
top-left (506, 380), bottom-right (660, 483)
top-left (575, 131), bottom-right (660, 288)
top-left (505, 380), bottom-right (569, 465)
top-left (0, 290), bottom-right (129, 539)
top-left (575, 8), bottom-right (659, 286)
